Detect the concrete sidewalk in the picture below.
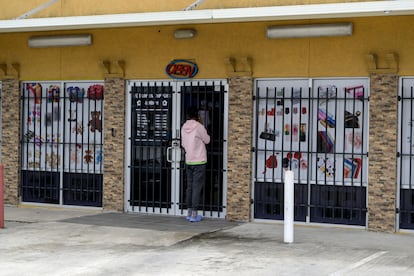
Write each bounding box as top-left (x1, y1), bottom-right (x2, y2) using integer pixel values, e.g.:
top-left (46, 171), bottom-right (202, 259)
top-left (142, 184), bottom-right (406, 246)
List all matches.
top-left (1, 205), bottom-right (414, 276)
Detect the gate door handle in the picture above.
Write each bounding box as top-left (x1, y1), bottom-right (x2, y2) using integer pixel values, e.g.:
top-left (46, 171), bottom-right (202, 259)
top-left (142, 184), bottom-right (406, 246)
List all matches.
top-left (166, 146), bottom-right (173, 163)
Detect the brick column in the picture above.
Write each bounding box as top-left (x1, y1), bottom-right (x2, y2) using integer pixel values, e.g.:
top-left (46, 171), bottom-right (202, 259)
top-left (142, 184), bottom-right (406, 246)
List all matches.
top-left (368, 74), bottom-right (398, 232)
top-left (103, 78), bottom-right (125, 211)
top-left (1, 78), bottom-right (20, 205)
top-left (226, 76), bottom-right (253, 222)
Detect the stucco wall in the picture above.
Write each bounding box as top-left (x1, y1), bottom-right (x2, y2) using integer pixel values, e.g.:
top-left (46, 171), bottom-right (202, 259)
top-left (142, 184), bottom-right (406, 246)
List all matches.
top-left (1, 16), bottom-right (413, 81)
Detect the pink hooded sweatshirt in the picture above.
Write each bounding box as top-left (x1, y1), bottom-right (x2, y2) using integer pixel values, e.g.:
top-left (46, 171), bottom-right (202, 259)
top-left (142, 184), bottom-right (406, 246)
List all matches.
top-left (181, 119), bottom-right (210, 165)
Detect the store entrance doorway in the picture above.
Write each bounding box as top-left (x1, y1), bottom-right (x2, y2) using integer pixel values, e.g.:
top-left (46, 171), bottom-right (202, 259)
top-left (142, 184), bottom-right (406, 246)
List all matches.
top-left (125, 80), bottom-right (228, 218)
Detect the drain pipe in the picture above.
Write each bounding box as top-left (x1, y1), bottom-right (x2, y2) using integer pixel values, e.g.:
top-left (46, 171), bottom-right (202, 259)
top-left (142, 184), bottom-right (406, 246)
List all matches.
top-left (184, 0), bottom-right (206, 11)
top-left (15, 0), bottom-right (60, 19)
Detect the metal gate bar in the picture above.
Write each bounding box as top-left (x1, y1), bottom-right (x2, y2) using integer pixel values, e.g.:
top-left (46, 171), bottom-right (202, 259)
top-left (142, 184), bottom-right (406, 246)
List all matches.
top-left (399, 83), bottom-right (414, 229)
top-left (128, 80), bottom-right (226, 217)
top-left (254, 79), bottom-right (368, 226)
top-left (254, 85), bottom-right (310, 221)
top-left (21, 83), bottom-right (61, 203)
top-left (129, 82), bottom-right (173, 212)
top-left (63, 84), bottom-right (103, 206)
top-left (179, 81), bottom-right (226, 216)
top-left (311, 85), bottom-right (367, 225)
top-left (20, 82), bottom-right (104, 206)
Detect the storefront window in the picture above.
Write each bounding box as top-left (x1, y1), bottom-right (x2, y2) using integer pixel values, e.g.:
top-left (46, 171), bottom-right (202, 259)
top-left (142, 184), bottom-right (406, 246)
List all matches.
top-left (20, 81), bottom-right (104, 206)
top-left (254, 78), bottom-right (369, 225)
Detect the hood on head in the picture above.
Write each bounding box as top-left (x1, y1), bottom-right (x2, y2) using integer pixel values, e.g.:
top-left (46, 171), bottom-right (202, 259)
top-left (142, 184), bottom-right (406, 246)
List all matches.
top-left (182, 120), bottom-right (199, 133)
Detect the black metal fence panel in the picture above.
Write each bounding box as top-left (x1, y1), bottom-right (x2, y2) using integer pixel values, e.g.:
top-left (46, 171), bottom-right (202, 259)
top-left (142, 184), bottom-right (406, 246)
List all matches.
top-left (20, 81), bottom-right (104, 207)
top-left (178, 81), bottom-right (226, 217)
top-left (254, 78), bottom-right (369, 226)
top-left (399, 78), bottom-right (414, 230)
top-left (129, 82), bottom-right (173, 212)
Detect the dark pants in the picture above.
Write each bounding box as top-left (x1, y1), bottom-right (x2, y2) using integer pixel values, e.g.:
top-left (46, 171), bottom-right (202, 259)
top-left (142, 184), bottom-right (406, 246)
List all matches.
top-left (185, 164), bottom-right (206, 211)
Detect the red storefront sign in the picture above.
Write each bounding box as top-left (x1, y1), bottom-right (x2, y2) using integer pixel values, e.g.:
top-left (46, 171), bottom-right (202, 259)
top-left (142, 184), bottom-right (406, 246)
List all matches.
top-left (165, 59), bottom-right (198, 79)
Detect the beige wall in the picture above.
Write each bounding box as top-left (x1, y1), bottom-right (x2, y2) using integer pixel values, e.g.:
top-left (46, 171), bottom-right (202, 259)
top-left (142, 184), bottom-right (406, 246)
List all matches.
top-left (0, 1), bottom-right (379, 19)
top-left (0, 16), bottom-right (413, 80)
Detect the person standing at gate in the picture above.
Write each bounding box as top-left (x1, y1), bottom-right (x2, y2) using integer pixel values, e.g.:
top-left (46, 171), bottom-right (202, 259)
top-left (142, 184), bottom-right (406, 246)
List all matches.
top-left (181, 107), bottom-right (210, 222)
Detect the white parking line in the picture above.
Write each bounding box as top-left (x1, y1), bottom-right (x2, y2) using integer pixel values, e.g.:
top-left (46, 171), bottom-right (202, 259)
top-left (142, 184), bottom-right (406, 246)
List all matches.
top-left (329, 251), bottom-right (388, 276)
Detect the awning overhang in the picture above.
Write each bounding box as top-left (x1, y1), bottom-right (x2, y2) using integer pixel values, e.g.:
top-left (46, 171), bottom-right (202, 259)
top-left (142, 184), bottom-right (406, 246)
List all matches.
top-left (0, 0), bottom-right (413, 33)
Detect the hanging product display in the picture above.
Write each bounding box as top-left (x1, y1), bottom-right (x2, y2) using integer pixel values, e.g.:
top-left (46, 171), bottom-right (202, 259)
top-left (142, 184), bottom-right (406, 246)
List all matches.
top-left (256, 80), bottom-right (310, 182)
top-left (255, 78), bottom-right (369, 185)
top-left (21, 81), bottom-right (105, 174)
top-left (20, 81), bottom-right (105, 207)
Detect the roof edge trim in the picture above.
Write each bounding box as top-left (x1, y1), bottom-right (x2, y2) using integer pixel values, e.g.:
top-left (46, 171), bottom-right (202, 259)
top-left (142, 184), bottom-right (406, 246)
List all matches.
top-left (0, 0), bottom-right (414, 33)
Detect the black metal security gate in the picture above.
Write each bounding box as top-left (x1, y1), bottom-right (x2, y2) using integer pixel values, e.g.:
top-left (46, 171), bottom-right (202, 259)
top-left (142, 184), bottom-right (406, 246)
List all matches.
top-left (128, 81), bottom-right (173, 212)
top-left (126, 80), bottom-right (227, 218)
top-left (254, 78), bottom-right (369, 226)
top-left (20, 81), bottom-right (104, 207)
top-left (398, 78), bottom-right (414, 230)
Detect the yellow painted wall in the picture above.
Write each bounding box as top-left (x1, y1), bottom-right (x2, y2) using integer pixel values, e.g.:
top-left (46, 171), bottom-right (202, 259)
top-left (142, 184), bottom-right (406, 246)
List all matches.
top-left (0, 15), bottom-right (413, 80)
top-left (0, 0), bottom-right (380, 19)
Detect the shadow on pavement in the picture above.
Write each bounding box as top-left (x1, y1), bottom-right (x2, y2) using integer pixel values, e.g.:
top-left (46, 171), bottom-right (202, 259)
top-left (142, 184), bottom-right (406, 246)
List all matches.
top-left (61, 212), bottom-right (241, 234)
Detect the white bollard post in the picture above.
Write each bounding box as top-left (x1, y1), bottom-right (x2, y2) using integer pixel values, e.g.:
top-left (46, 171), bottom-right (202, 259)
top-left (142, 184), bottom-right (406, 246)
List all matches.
top-left (284, 170), bottom-right (294, 243)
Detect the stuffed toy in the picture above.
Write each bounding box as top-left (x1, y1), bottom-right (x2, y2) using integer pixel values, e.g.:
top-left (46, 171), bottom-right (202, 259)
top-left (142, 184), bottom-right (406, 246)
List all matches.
top-left (89, 111), bottom-right (102, 132)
